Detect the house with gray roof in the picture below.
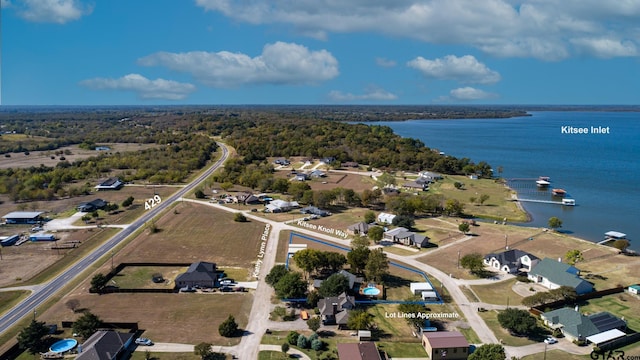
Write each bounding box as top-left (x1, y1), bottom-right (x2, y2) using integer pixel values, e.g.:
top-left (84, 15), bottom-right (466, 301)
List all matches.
top-left (483, 249), bottom-right (539, 273)
top-left (95, 177), bottom-right (124, 191)
top-left (528, 258), bottom-right (593, 294)
top-left (76, 330), bottom-right (134, 360)
top-left (2, 211), bottom-right (44, 224)
top-left (541, 308), bottom-right (627, 343)
top-left (77, 199), bottom-right (108, 212)
top-left (175, 261), bottom-right (218, 289)
top-left (318, 292), bottom-right (355, 328)
top-left (347, 222), bottom-right (370, 235)
top-left (383, 227), bottom-right (430, 248)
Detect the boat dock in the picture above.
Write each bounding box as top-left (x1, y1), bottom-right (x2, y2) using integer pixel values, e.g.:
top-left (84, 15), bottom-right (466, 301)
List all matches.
top-left (510, 194), bottom-right (575, 206)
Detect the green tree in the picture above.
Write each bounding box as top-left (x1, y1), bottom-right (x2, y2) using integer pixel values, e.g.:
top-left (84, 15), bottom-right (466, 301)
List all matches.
top-left (194, 189), bottom-right (206, 199)
top-left (347, 309), bottom-right (372, 330)
top-left (307, 317), bottom-right (321, 332)
top-left (347, 246), bottom-right (370, 274)
top-left (444, 199), bottom-right (464, 216)
top-left (468, 344), bottom-right (506, 360)
top-left (318, 274), bottom-right (350, 297)
top-left (274, 272), bottom-right (307, 299)
top-left (81, 214), bottom-right (91, 224)
top-left (565, 249), bottom-right (583, 265)
top-left (122, 196), bottom-right (134, 207)
top-left (281, 342), bottom-right (290, 355)
top-left (460, 253), bottom-right (484, 275)
top-left (90, 273), bottom-right (109, 293)
top-left (292, 249), bottom-right (321, 278)
top-left (367, 226), bottom-right (384, 242)
top-left (398, 297), bottom-right (428, 328)
top-left (612, 239), bottom-right (631, 251)
top-left (548, 216), bottom-right (562, 230)
top-left (17, 320), bottom-right (50, 355)
top-left (194, 342), bottom-right (213, 360)
top-left (377, 172), bottom-right (396, 187)
top-left (454, 181), bottom-right (464, 189)
top-left (286, 331), bottom-right (300, 345)
top-left (497, 308), bottom-right (537, 336)
top-left (72, 311), bottom-right (103, 339)
top-left (365, 248), bottom-right (389, 282)
top-left (324, 251), bottom-right (347, 272)
top-left (458, 222), bottom-right (470, 234)
top-left (266, 264), bottom-right (289, 286)
top-left (218, 315), bottom-right (239, 337)
top-left (479, 194), bottom-right (490, 205)
top-left (220, 182), bottom-right (233, 192)
top-left (364, 211), bottom-right (376, 224)
top-left (233, 213), bottom-right (247, 222)
top-left (392, 215), bottom-right (415, 230)
top-left (297, 334), bottom-right (310, 349)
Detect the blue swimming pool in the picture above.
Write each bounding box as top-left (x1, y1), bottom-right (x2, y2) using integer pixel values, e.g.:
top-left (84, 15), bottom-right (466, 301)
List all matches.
top-left (50, 338), bottom-right (77, 353)
top-left (362, 287), bottom-right (381, 296)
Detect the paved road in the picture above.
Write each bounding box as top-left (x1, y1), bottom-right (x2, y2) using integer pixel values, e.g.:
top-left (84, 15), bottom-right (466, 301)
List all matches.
top-left (0, 143), bottom-right (229, 336)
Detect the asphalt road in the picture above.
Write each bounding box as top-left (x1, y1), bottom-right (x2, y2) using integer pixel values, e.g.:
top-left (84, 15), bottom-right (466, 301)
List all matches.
top-left (0, 143), bottom-right (229, 336)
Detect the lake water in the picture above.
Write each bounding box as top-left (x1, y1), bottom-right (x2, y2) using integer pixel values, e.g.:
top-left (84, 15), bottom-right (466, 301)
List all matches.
top-left (374, 111), bottom-right (640, 251)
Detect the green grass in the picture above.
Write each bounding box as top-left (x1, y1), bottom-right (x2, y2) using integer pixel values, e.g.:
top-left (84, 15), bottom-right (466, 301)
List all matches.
top-left (458, 326), bottom-right (482, 344)
top-left (382, 246), bottom-right (424, 257)
top-left (578, 293), bottom-right (640, 332)
top-left (478, 310), bottom-right (542, 346)
top-left (219, 267), bottom-right (251, 282)
top-left (470, 278), bottom-right (523, 306)
top-left (129, 352), bottom-right (202, 360)
top-left (0, 291), bottom-right (29, 316)
top-left (258, 351), bottom-right (291, 360)
top-left (112, 266), bottom-right (185, 288)
top-left (460, 285), bottom-right (480, 302)
top-left (377, 342), bottom-right (427, 357)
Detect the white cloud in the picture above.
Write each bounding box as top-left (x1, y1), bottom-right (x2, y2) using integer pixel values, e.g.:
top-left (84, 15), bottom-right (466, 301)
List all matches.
top-left (16, 0), bottom-right (92, 24)
top-left (195, 0), bottom-right (640, 60)
top-left (328, 86), bottom-right (398, 102)
top-left (571, 38), bottom-right (638, 58)
top-left (138, 42), bottom-right (339, 87)
top-left (375, 57), bottom-right (397, 68)
top-left (445, 87), bottom-right (499, 101)
top-left (407, 55), bottom-right (501, 84)
top-left (79, 74), bottom-right (196, 100)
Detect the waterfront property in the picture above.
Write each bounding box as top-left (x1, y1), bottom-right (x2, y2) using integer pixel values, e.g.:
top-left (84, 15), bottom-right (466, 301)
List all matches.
top-left (527, 258), bottom-right (594, 294)
top-left (483, 249), bottom-right (539, 274)
top-left (421, 331), bottom-right (469, 360)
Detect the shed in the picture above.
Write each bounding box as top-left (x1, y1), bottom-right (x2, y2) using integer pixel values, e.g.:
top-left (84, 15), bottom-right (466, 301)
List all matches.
top-left (29, 233), bottom-right (56, 242)
top-left (410, 282), bottom-right (434, 295)
top-left (628, 284), bottom-right (640, 295)
top-left (1, 234), bottom-right (20, 247)
top-left (2, 211), bottom-right (44, 224)
top-left (358, 330), bottom-right (372, 341)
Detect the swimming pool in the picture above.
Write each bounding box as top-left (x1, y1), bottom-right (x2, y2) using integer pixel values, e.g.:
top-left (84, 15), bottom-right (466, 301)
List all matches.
top-left (49, 338), bottom-right (77, 353)
top-left (362, 287), bottom-right (381, 296)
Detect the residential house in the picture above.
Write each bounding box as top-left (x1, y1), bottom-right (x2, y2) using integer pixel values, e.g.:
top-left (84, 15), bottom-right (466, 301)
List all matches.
top-left (402, 181), bottom-right (428, 191)
top-left (318, 292), bottom-right (356, 327)
top-left (541, 308), bottom-right (627, 344)
top-left (337, 269), bottom-right (364, 292)
top-left (2, 211), bottom-right (44, 224)
top-left (300, 206), bottom-right (331, 217)
top-left (175, 261), bottom-right (218, 289)
top-left (383, 227), bottom-right (430, 248)
top-left (528, 258), bottom-right (594, 294)
top-left (237, 192), bottom-right (260, 205)
top-left (265, 199), bottom-right (300, 213)
top-left (483, 249), bottom-right (540, 273)
top-left (347, 222), bottom-right (370, 235)
top-left (418, 171), bottom-right (443, 181)
top-left (337, 342), bottom-right (382, 360)
top-left (76, 330), bottom-right (134, 360)
top-left (95, 177), bottom-right (124, 191)
top-left (274, 158), bottom-right (290, 166)
top-left (421, 331), bottom-right (469, 360)
top-left (293, 173), bottom-right (310, 181)
top-left (377, 212), bottom-right (396, 225)
top-left (321, 156), bottom-right (336, 164)
top-left (77, 199), bottom-right (108, 212)
top-left (310, 170), bottom-right (326, 178)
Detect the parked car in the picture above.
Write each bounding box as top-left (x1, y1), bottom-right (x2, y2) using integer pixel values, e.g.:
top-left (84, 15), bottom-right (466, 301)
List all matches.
top-left (135, 337), bottom-right (153, 346)
top-left (220, 278), bottom-right (235, 285)
top-left (31, 226), bottom-right (43, 232)
top-left (220, 286), bottom-right (233, 292)
top-left (544, 337), bottom-right (558, 344)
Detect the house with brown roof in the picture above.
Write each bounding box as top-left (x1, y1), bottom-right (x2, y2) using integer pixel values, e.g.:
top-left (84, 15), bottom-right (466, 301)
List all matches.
top-left (337, 342), bottom-right (382, 360)
top-left (421, 331), bottom-right (469, 360)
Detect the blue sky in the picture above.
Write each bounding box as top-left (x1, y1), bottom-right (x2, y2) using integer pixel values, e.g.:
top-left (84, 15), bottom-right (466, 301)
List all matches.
top-left (1, 0), bottom-right (639, 105)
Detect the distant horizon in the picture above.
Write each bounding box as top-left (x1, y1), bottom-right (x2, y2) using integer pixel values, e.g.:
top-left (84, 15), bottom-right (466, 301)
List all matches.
top-left (3, 2), bottom-right (640, 105)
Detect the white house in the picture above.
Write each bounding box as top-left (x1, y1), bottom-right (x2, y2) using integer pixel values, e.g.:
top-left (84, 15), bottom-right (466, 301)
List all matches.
top-left (265, 199), bottom-right (300, 213)
top-left (528, 258), bottom-right (594, 295)
top-left (377, 212), bottom-right (396, 225)
top-left (483, 249), bottom-right (540, 273)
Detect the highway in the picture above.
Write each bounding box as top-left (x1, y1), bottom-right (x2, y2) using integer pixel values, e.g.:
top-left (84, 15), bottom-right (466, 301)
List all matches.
top-left (0, 143), bottom-right (229, 336)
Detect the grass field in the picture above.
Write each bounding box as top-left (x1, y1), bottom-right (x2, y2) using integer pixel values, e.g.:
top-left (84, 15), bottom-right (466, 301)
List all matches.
top-left (258, 351), bottom-right (290, 360)
top-left (578, 293), bottom-right (640, 331)
top-left (112, 265), bottom-right (186, 289)
top-left (428, 175), bottom-right (527, 222)
top-left (0, 291), bottom-right (29, 316)
top-left (470, 278), bottom-right (524, 306)
top-left (478, 310), bottom-right (548, 346)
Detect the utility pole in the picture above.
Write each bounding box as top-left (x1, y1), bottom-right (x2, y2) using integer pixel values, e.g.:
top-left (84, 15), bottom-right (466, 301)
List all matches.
top-left (457, 250), bottom-right (461, 268)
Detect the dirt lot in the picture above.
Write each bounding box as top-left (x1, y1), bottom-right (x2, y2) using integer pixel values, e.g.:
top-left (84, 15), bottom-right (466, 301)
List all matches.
top-left (0, 227), bottom-right (118, 287)
top-left (417, 219), bottom-right (640, 287)
top-left (0, 143), bottom-right (160, 169)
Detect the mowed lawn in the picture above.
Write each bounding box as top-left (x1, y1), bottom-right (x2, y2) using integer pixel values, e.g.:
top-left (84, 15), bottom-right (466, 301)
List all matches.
top-left (41, 292), bottom-right (253, 345)
top-left (115, 202), bottom-right (268, 268)
top-left (578, 293), bottom-right (640, 332)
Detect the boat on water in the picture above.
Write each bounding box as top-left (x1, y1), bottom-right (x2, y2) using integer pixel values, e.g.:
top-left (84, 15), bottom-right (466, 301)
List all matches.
top-left (562, 198), bottom-right (575, 206)
top-left (536, 179), bottom-right (550, 187)
top-left (552, 188), bottom-right (567, 197)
